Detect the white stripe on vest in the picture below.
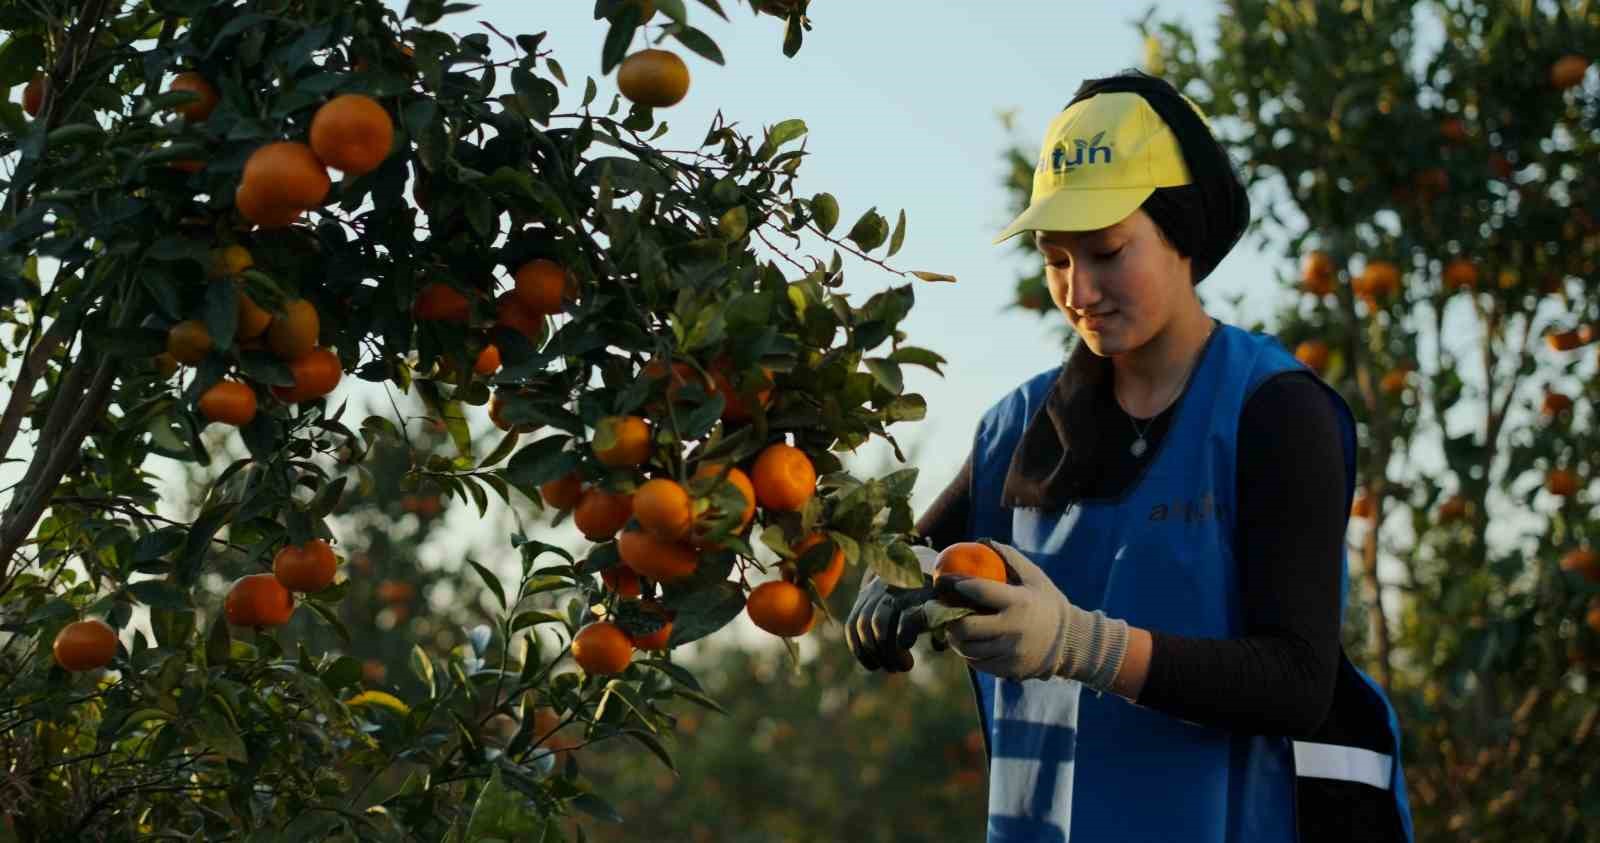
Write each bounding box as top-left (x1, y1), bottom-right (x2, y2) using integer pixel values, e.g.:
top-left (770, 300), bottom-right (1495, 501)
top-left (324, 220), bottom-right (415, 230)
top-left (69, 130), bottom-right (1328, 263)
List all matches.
top-left (1292, 741), bottom-right (1393, 790)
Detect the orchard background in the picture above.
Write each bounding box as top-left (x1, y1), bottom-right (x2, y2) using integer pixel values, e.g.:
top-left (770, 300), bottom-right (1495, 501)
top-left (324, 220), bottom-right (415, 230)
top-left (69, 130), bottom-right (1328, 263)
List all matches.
top-left (2, 1), bottom-right (1597, 842)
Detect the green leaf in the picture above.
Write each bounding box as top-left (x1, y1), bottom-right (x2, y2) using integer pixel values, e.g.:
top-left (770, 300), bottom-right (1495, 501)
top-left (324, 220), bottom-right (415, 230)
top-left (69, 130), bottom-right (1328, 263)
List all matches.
top-left (571, 792), bottom-right (625, 824)
top-left (717, 206), bottom-right (748, 241)
top-left (308, 476), bottom-right (347, 519)
top-left (196, 708), bottom-right (248, 763)
top-left (887, 346), bottom-right (946, 373)
top-left (127, 579), bottom-right (190, 610)
top-left (783, 9), bottom-right (805, 56)
top-left (321, 655), bottom-right (363, 691)
top-left (583, 76), bottom-right (598, 108)
top-left (662, 582), bottom-right (744, 646)
top-left (847, 209), bottom-right (890, 251)
top-left (887, 209), bottom-right (907, 257)
top-left (600, 7), bottom-right (641, 74)
top-left (503, 435), bottom-right (581, 489)
top-left (910, 270), bottom-right (957, 283)
top-left (882, 394), bottom-right (927, 422)
top-left (545, 56), bottom-right (567, 86)
top-left (671, 26), bottom-right (725, 64)
top-left (862, 358), bottom-right (904, 394)
top-left (811, 193), bottom-right (839, 234)
top-left (304, 600), bottom-right (352, 646)
top-left (627, 729), bottom-right (677, 771)
top-left (468, 558), bottom-right (508, 610)
top-left (480, 430), bottom-right (519, 469)
top-left (466, 767), bottom-right (555, 838)
top-left (412, 644), bottom-right (437, 697)
top-left (204, 279), bottom-right (239, 351)
top-left (204, 611), bottom-right (231, 667)
top-left (510, 610), bottom-right (566, 632)
top-left (756, 118), bottom-right (807, 161)
top-left (132, 527), bottom-right (187, 565)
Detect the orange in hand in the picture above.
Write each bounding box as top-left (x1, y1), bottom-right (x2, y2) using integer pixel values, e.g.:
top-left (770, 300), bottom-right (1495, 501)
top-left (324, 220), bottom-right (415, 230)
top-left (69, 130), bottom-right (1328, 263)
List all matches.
top-left (933, 542), bottom-right (1008, 606)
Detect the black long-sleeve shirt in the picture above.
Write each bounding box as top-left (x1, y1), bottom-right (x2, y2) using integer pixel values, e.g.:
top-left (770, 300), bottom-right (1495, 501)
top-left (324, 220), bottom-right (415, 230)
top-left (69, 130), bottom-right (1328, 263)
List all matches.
top-left (915, 361), bottom-right (1345, 738)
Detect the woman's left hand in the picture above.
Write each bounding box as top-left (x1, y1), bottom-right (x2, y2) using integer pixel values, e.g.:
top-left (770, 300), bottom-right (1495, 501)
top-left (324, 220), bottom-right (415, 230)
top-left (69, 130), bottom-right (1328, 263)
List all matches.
top-left (939, 540), bottom-right (1073, 680)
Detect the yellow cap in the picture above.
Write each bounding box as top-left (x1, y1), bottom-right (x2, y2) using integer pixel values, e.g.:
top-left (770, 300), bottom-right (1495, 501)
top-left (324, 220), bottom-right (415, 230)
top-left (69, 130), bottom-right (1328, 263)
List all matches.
top-left (994, 91), bottom-right (1200, 244)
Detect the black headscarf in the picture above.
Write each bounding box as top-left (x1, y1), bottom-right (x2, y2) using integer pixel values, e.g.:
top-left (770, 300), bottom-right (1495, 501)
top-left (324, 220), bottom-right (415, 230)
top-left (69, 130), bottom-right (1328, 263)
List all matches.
top-left (1064, 71), bottom-right (1250, 285)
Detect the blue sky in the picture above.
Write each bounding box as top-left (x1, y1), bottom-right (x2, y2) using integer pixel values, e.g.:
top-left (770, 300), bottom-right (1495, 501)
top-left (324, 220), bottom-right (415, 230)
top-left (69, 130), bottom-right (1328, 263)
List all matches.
top-left (405, 1), bottom-right (1281, 509)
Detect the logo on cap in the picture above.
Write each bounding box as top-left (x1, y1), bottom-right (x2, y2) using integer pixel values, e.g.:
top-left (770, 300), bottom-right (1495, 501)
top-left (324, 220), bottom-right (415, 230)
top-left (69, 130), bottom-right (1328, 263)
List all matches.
top-left (1040, 131), bottom-right (1114, 174)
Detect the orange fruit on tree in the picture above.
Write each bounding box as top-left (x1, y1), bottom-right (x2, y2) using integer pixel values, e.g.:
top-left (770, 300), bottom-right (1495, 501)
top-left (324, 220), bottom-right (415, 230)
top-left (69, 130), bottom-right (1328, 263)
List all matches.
top-left (1587, 598), bottom-right (1600, 636)
top-left (572, 487), bottom-right (634, 541)
top-left (1439, 117), bottom-right (1468, 143)
top-left (168, 72), bottom-right (219, 122)
top-left (601, 565), bottom-right (643, 598)
top-left (643, 359), bottom-right (714, 409)
top-left (1301, 250), bottom-right (1336, 296)
top-left (1560, 547), bottom-right (1600, 583)
top-left (785, 532), bottom-right (845, 599)
top-left (1550, 54), bottom-right (1591, 90)
top-left (152, 352), bottom-right (179, 379)
top-left (272, 347), bottom-right (341, 403)
top-left (1443, 258), bottom-right (1479, 291)
top-left (1294, 340), bottom-right (1330, 375)
top-left (540, 470), bottom-right (585, 511)
top-left (309, 94), bottom-right (394, 176)
top-left (208, 245), bottom-right (254, 279)
top-left (1541, 390), bottom-right (1573, 419)
top-left (1547, 468), bottom-right (1579, 497)
top-left (513, 259), bottom-right (576, 316)
top-left (22, 72), bottom-right (44, 117)
top-left (235, 180), bottom-right (302, 228)
top-left (1414, 168), bottom-right (1450, 195)
top-left (198, 380), bottom-right (257, 426)
top-left (267, 299), bottom-right (320, 360)
top-left (1437, 495), bottom-right (1468, 523)
top-left (1546, 330), bottom-right (1584, 352)
top-left (273, 538), bottom-right (338, 592)
top-left (414, 283), bottom-right (470, 322)
top-left (1357, 261), bottom-right (1401, 300)
top-left (1488, 154), bottom-right (1514, 181)
top-left (224, 573), bottom-right (295, 627)
top-left (572, 622), bottom-right (633, 675)
top-left (746, 580), bottom-right (815, 637)
top-left (1351, 491), bottom-right (1376, 520)
top-left (376, 580), bottom-right (415, 603)
top-left (1379, 368), bottom-right (1409, 395)
top-left (617, 49), bottom-right (690, 108)
top-left (710, 357), bottom-right (774, 422)
top-left (630, 602), bottom-right (674, 651)
top-left (237, 291), bottom-right (273, 339)
top-left (166, 320), bottom-right (213, 365)
top-left (618, 529), bottom-right (700, 582)
top-left (488, 392), bottom-right (536, 433)
top-left (752, 443), bottom-right (816, 512)
top-left (692, 463), bottom-right (756, 526)
top-left (473, 344), bottom-right (501, 375)
top-left (593, 415), bottom-right (652, 467)
top-left (633, 478), bottom-right (693, 540)
top-left (241, 141), bottom-right (330, 211)
top-left (52, 619), bottom-right (117, 672)
top-left (494, 291), bottom-right (546, 341)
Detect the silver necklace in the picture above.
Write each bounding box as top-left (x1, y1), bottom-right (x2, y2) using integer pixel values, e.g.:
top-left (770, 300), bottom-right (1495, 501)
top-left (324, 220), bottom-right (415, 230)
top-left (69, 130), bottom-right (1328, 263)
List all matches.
top-left (1119, 322), bottom-right (1216, 458)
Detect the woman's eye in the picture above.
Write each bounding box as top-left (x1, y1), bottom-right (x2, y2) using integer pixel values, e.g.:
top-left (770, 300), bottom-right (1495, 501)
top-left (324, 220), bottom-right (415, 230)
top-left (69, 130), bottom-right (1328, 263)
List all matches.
top-left (1095, 247), bottom-right (1124, 260)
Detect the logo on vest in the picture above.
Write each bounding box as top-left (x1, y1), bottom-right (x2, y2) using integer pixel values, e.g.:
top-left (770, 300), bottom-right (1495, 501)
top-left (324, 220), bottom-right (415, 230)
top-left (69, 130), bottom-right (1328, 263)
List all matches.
top-left (1148, 491), bottom-right (1226, 523)
top-left (1039, 131), bottom-right (1113, 174)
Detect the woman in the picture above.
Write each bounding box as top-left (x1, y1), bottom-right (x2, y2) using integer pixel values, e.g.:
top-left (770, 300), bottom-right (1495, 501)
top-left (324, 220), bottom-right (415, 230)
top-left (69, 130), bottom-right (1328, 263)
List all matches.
top-left (845, 72), bottom-right (1414, 842)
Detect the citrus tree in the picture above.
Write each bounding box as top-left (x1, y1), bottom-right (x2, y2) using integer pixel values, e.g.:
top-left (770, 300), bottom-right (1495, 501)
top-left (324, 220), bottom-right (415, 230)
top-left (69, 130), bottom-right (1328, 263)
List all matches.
top-left (1001, 1), bottom-right (1597, 838)
top-left (0, 0), bottom-right (954, 837)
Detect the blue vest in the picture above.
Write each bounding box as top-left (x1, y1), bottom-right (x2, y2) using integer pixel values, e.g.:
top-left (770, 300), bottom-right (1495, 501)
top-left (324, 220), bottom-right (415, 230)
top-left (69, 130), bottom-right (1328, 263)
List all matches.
top-left (964, 323), bottom-right (1414, 842)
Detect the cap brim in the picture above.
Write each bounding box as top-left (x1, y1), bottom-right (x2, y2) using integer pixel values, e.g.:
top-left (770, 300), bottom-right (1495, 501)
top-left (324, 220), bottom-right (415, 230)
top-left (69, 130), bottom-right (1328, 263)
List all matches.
top-left (992, 185), bottom-right (1157, 245)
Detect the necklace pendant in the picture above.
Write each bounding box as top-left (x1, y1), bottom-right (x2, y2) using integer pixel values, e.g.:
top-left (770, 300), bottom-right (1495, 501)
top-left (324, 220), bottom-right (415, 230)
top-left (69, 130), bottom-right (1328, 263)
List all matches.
top-left (1130, 437), bottom-right (1148, 458)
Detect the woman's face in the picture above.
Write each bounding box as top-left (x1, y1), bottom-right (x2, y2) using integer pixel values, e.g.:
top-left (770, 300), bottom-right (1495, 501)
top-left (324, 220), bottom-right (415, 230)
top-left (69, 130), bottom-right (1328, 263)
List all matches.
top-left (1037, 209), bottom-right (1193, 358)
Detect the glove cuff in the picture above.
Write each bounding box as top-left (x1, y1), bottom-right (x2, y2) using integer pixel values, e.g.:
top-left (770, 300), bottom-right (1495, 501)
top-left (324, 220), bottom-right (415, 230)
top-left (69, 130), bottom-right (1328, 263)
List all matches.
top-left (1051, 605), bottom-right (1130, 693)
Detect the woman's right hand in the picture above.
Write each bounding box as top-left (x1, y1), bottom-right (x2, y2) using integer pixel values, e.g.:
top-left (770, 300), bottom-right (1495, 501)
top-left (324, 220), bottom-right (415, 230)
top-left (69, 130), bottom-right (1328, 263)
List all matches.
top-left (845, 568), bottom-right (944, 672)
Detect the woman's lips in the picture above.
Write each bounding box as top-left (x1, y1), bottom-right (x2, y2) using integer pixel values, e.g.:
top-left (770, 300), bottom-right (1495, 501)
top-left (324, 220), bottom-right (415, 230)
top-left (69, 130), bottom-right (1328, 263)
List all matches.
top-left (1080, 311), bottom-right (1116, 330)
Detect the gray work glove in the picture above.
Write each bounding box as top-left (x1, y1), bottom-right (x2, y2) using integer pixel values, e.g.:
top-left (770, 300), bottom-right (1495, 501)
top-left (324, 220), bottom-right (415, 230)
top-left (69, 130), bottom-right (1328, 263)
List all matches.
top-left (845, 549), bottom-right (946, 672)
top-left (937, 540), bottom-right (1129, 688)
